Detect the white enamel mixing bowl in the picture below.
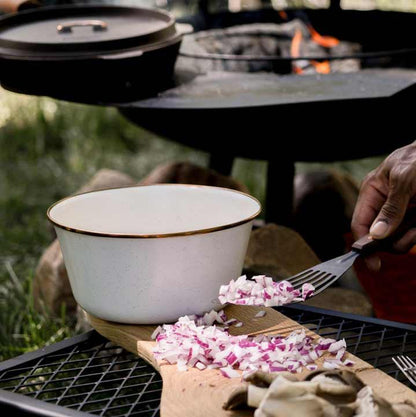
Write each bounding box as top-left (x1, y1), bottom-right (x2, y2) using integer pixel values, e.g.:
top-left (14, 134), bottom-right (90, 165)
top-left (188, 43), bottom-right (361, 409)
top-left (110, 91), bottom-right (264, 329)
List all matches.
top-left (47, 184), bottom-right (261, 324)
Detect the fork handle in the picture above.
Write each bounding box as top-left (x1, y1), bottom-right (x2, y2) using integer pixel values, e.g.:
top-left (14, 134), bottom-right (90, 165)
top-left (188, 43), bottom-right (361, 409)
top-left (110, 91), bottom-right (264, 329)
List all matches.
top-left (351, 234), bottom-right (379, 252)
top-left (352, 207), bottom-right (416, 253)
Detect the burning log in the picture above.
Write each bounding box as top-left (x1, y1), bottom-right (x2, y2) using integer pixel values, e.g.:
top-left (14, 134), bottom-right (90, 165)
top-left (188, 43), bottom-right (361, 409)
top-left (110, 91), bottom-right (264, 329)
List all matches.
top-left (178, 18), bottom-right (361, 75)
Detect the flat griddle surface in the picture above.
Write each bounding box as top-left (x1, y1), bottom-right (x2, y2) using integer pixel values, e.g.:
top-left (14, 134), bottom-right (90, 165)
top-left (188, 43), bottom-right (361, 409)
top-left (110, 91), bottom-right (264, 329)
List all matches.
top-left (121, 69), bottom-right (416, 110)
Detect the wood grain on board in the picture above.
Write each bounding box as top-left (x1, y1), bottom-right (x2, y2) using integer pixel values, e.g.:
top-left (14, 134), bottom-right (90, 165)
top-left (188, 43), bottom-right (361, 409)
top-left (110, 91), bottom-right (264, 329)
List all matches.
top-left (87, 305), bottom-right (416, 417)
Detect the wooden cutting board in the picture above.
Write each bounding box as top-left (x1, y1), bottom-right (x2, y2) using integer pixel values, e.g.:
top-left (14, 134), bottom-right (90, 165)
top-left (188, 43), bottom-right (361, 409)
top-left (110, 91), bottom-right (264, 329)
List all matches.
top-left (87, 305), bottom-right (416, 416)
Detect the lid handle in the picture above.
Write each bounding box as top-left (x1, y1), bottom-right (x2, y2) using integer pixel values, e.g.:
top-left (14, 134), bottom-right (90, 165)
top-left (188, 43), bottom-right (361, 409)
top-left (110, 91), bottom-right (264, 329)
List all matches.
top-left (57, 20), bottom-right (108, 34)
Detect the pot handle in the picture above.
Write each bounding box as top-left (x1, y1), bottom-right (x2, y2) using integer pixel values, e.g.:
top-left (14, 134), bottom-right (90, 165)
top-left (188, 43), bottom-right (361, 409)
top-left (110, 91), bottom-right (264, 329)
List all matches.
top-left (0, 0), bottom-right (40, 13)
top-left (57, 20), bottom-right (108, 34)
top-left (176, 23), bottom-right (193, 36)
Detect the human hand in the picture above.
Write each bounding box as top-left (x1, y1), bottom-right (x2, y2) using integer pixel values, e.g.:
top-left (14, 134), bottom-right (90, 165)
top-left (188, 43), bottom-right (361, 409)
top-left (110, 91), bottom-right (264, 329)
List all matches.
top-left (351, 142), bottom-right (416, 271)
top-left (0, 0), bottom-right (39, 13)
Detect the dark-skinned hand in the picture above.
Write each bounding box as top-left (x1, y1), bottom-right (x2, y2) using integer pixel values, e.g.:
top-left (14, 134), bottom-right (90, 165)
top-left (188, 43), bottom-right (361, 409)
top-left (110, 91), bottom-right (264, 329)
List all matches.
top-left (351, 142), bottom-right (416, 271)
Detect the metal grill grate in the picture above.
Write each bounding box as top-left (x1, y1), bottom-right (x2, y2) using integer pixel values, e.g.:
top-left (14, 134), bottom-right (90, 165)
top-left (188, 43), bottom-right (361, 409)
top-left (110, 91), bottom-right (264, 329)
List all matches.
top-left (0, 332), bottom-right (162, 416)
top-left (279, 305), bottom-right (416, 387)
top-left (0, 305), bottom-right (415, 416)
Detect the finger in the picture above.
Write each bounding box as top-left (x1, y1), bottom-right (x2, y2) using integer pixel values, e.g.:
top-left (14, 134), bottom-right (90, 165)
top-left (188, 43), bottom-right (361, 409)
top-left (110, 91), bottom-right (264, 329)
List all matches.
top-left (351, 176), bottom-right (386, 240)
top-left (392, 228), bottom-right (416, 253)
top-left (369, 188), bottom-right (409, 240)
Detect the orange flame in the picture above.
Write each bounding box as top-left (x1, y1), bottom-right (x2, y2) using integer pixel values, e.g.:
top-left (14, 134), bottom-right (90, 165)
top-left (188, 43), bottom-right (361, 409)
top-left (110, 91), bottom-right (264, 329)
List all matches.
top-left (278, 10), bottom-right (288, 21)
top-left (310, 60), bottom-right (331, 74)
top-left (291, 28), bottom-right (304, 74)
top-left (289, 20), bottom-right (338, 74)
top-left (307, 24), bottom-right (339, 49)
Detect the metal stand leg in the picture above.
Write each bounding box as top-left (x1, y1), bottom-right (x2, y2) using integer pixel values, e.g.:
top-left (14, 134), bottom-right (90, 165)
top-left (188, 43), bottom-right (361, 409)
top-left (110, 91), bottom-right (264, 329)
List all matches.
top-left (209, 154), bottom-right (294, 227)
top-left (209, 154), bottom-right (234, 176)
top-left (266, 160), bottom-right (295, 226)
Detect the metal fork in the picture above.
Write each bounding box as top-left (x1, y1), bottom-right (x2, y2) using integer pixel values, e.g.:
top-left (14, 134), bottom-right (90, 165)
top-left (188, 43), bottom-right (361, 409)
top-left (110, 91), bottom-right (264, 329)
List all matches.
top-left (287, 210), bottom-right (416, 299)
top-left (392, 355), bottom-right (416, 387)
top-left (286, 233), bottom-right (378, 297)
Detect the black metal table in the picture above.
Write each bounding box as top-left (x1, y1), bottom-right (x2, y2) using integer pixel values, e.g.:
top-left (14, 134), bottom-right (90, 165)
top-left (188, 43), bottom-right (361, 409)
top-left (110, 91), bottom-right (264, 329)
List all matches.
top-left (119, 68), bottom-right (416, 226)
top-left (116, 1), bottom-right (416, 226)
top-left (0, 304), bottom-right (415, 416)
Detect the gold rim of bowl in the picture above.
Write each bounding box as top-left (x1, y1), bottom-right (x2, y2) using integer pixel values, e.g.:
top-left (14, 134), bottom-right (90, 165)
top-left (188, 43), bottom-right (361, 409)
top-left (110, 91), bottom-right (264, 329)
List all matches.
top-left (47, 183), bottom-right (262, 239)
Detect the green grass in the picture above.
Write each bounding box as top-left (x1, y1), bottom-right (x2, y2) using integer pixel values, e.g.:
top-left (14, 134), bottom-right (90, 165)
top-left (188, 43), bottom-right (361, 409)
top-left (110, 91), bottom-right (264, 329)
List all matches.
top-left (0, 89), bottom-right (210, 361)
top-left (0, 88), bottom-right (274, 362)
top-left (0, 86), bottom-right (385, 362)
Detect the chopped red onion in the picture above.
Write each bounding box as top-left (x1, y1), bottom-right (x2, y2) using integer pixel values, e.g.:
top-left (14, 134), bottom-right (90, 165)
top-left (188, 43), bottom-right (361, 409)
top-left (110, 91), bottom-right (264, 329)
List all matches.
top-left (152, 310), bottom-right (352, 378)
top-left (254, 310), bottom-right (267, 318)
top-left (218, 275), bottom-right (315, 307)
top-left (151, 325), bottom-right (162, 340)
top-left (343, 359), bottom-right (355, 367)
top-left (220, 366), bottom-right (241, 379)
top-left (323, 359), bottom-right (343, 370)
top-left (328, 339), bottom-right (346, 353)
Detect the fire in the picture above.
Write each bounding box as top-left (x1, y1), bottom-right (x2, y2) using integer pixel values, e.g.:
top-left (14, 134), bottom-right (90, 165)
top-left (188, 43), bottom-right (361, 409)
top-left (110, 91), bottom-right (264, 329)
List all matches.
top-left (307, 25), bottom-right (339, 49)
top-left (290, 28), bottom-right (304, 74)
top-left (278, 10), bottom-right (288, 21)
top-left (288, 16), bottom-right (339, 75)
top-left (310, 60), bottom-right (331, 74)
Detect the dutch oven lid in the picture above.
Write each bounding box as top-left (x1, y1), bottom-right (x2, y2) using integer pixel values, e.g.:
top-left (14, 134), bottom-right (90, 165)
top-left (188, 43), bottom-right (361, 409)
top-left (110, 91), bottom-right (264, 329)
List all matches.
top-left (0, 4), bottom-right (178, 57)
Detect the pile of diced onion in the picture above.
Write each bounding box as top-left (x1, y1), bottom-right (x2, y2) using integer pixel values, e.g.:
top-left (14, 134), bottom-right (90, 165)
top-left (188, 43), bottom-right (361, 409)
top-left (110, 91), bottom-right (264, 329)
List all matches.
top-left (152, 309), bottom-right (353, 378)
top-left (218, 275), bottom-right (315, 307)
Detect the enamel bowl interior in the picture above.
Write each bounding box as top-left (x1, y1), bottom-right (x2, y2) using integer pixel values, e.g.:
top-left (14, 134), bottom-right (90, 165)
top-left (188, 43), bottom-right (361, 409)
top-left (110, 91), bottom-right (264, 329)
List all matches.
top-left (48, 184), bottom-right (261, 236)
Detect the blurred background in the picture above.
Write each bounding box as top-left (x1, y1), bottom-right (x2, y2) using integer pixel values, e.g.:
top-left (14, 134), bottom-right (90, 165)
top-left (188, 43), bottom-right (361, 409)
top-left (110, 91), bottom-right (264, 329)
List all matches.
top-left (1, 0), bottom-right (415, 361)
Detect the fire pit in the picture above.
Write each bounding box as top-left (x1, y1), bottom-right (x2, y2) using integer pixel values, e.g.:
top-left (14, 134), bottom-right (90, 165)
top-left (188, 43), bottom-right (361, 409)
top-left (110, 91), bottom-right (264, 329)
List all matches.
top-left (175, 0), bottom-right (416, 72)
top-left (1, 1), bottom-right (415, 224)
top-left (118, 1), bottom-right (416, 224)
top-left (119, 0), bottom-right (416, 225)
top-left (177, 19), bottom-right (361, 74)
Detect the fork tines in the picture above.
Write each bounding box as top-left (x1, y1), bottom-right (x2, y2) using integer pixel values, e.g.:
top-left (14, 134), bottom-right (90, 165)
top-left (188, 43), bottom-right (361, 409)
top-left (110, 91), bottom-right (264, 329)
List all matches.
top-left (288, 268), bottom-right (339, 296)
top-left (392, 355), bottom-right (416, 387)
top-left (286, 251), bottom-right (360, 297)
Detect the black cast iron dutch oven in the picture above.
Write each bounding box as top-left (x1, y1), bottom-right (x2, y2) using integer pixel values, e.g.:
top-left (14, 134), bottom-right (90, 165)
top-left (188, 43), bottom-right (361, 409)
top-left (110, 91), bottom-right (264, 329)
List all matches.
top-left (0, 3), bottom-right (190, 104)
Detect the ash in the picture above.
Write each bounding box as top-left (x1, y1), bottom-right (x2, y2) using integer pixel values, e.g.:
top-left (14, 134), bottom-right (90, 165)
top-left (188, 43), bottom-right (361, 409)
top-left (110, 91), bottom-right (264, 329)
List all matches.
top-left (178, 20), bottom-right (361, 74)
